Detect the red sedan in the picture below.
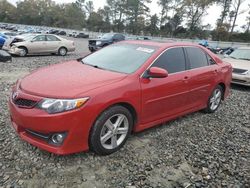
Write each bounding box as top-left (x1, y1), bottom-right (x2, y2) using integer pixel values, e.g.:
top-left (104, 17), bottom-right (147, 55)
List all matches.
top-left (8, 41), bottom-right (232, 155)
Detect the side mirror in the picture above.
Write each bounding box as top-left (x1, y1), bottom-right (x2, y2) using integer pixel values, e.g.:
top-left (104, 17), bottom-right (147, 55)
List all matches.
top-left (146, 67), bottom-right (168, 78)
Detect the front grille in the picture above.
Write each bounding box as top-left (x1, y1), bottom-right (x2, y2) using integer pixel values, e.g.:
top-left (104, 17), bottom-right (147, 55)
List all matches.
top-left (13, 98), bottom-right (37, 108)
top-left (233, 68), bottom-right (248, 74)
top-left (232, 79), bottom-right (247, 83)
top-left (89, 40), bottom-right (96, 45)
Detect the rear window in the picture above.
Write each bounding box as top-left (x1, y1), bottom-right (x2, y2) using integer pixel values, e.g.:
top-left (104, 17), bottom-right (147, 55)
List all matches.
top-left (82, 44), bottom-right (158, 74)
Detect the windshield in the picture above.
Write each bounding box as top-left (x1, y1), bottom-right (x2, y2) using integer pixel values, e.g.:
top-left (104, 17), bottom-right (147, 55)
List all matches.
top-left (82, 44), bottom-right (157, 74)
top-left (229, 49), bottom-right (250, 61)
top-left (100, 33), bottom-right (114, 40)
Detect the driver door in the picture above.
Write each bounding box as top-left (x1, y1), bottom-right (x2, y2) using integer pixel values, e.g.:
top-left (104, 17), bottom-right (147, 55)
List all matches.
top-left (140, 47), bottom-right (190, 124)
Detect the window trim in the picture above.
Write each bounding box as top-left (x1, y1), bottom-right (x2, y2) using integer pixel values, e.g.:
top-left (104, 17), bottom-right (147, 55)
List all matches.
top-left (32, 35), bottom-right (46, 42)
top-left (184, 46), bottom-right (218, 70)
top-left (141, 46), bottom-right (188, 78)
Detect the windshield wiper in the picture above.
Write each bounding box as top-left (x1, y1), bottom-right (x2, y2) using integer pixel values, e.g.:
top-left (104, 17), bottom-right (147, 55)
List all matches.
top-left (82, 61), bottom-right (105, 70)
top-left (229, 56), bottom-right (236, 59)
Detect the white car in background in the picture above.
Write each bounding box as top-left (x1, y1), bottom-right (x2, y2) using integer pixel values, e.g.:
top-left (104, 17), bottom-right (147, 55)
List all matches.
top-left (224, 47), bottom-right (250, 86)
top-left (8, 34), bottom-right (75, 56)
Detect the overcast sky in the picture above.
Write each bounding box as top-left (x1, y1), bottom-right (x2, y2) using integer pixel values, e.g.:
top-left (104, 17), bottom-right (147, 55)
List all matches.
top-left (8, 0), bottom-right (249, 31)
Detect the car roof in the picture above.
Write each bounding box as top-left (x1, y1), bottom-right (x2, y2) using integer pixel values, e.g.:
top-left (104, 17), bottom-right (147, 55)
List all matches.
top-left (121, 40), bottom-right (202, 48)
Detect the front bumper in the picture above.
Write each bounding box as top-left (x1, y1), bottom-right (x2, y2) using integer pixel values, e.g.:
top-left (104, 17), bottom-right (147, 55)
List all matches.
top-left (232, 73), bottom-right (250, 86)
top-left (8, 89), bottom-right (94, 155)
top-left (88, 45), bottom-right (102, 52)
top-left (8, 47), bottom-right (22, 55)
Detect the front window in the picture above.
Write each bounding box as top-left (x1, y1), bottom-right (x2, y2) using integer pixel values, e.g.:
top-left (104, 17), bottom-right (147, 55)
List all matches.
top-left (32, 35), bottom-right (46, 42)
top-left (229, 49), bottom-right (250, 61)
top-left (152, 47), bottom-right (186, 74)
top-left (82, 44), bottom-right (157, 74)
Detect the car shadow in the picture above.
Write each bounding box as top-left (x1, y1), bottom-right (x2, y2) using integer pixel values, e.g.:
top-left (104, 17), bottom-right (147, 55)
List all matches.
top-left (231, 84), bottom-right (250, 92)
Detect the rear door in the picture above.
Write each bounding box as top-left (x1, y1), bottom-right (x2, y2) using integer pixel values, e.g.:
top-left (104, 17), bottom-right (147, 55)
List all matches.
top-left (184, 47), bottom-right (219, 108)
top-left (140, 47), bottom-right (190, 124)
top-left (45, 35), bottom-right (61, 52)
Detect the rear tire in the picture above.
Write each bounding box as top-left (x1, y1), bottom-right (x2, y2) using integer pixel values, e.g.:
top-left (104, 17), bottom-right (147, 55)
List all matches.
top-left (204, 85), bottom-right (223, 113)
top-left (89, 105), bottom-right (133, 155)
top-left (58, 47), bottom-right (67, 56)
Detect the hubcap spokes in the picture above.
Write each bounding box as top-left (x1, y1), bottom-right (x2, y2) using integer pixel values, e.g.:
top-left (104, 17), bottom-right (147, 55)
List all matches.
top-left (210, 89), bottom-right (221, 110)
top-left (100, 114), bottom-right (129, 149)
top-left (60, 49), bottom-right (66, 55)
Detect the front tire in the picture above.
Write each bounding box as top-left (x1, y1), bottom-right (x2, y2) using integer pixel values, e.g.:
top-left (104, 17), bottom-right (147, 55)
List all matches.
top-left (204, 85), bottom-right (223, 113)
top-left (58, 47), bottom-right (67, 56)
top-left (89, 105), bottom-right (133, 155)
top-left (18, 47), bottom-right (27, 57)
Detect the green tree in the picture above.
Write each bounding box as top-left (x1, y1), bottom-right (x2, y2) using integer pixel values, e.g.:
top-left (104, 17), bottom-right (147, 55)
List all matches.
top-left (229, 0), bottom-right (246, 39)
top-left (0, 0), bottom-right (17, 23)
top-left (182, 0), bottom-right (216, 37)
top-left (125, 0), bottom-right (151, 34)
top-left (147, 14), bottom-right (159, 36)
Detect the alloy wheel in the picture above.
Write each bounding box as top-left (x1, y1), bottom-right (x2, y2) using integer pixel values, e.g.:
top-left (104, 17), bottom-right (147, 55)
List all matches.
top-left (100, 114), bottom-right (129, 150)
top-left (209, 88), bottom-right (222, 111)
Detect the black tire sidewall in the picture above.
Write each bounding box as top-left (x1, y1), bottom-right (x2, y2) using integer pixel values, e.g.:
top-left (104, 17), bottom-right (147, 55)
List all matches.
top-left (19, 47), bottom-right (27, 56)
top-left (89, 105), bottom-right (133, 155)
top-left (206, 85), bottom-right (223, 113)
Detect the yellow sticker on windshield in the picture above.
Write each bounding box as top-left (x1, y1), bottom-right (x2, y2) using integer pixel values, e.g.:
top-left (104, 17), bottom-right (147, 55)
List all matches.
top-left (136, 47), bottom-right (154, 53)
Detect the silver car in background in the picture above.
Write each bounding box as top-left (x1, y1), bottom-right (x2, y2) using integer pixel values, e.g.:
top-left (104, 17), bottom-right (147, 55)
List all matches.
top-left (224, 47), bottom-right (250, 86)
top-left (8, 34), bottom-right (75, 56)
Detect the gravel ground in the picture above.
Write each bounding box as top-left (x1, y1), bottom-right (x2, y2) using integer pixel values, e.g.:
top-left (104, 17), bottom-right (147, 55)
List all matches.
top-left (0, 38), bottom-right (250, 188)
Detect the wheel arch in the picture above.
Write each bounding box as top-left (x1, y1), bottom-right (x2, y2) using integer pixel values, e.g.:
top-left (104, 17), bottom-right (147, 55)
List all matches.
top-left (18, 46), bottom-right (28, 53)
top-left (217, 82), bottom-right (226, 100)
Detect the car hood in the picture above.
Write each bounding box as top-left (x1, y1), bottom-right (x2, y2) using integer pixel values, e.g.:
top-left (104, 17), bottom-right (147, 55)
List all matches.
top-left (20, 60), bottom-right (127, 98)
top-left (224, 57), bottom-right (250, 70)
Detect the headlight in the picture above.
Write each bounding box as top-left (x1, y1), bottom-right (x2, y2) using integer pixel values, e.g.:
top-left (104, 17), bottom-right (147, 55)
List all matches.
top-left (96, 41), bottom-right (102, 45)
top-left (37, 97), bottom-right (89, 114)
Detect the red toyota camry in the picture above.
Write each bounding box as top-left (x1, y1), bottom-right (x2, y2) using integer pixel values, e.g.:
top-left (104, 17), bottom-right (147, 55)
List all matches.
top-left (9, 41), bottom-right (232, 155)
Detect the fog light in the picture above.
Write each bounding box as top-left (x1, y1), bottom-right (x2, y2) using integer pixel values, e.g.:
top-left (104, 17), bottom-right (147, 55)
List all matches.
top-left (51, 133), bottom-right (66, 144)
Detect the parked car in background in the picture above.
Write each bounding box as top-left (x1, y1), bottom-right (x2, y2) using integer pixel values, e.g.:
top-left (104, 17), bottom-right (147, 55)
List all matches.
top-left (57, 31), bottom-right (66, 35)
top-left (8, 41), bottom-right (232, 155)
top-left (0, 36), bottom-right (6, 49)
top-left (136, 36), bottom-right (150, 40)
top-left (74, 32), bottom-right (89, 38)
top-left (8, 34), bottom-right (75, 56)
top-left (224, 47), bottom-right (250, 86)
top-left (220, 47), bottom-right (235, 55)
top-left (88, 33), bottom-right (125, 52)
top-left (68, 31), bottom-right (77, 37)
top-left (48, 29), bottom-right (59, 34)
top-left (1, 32), bottom-right (17, 37)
